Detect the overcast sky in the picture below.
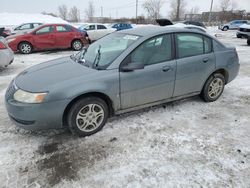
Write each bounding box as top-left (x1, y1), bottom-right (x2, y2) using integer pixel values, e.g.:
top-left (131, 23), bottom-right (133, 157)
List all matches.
top-left (1, 0), bottom-right (250, 19)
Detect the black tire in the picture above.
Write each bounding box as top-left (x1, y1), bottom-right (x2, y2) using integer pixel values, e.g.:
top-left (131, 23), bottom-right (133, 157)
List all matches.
top-left (236, 34), bottom-right (242, 38)
top-left (222, 26), bottom-right (228, 31)
top-left (67, 97), bottom-right (109, 137)
top-left (200, 73), bottom-right (225, 102)
top-left (71, 39), bottom-right (83, 51)
top-left (18, 42), bottom-right (32, 54)
top-left (247, 38), bottom-right (250, 46)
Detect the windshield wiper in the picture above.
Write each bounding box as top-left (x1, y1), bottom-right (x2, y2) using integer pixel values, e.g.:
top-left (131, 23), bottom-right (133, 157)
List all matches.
top-left (93, 45), bottom-right (101, 69)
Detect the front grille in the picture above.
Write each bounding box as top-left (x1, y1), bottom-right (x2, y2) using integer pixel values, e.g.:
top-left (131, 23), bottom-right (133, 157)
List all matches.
top-left (5, 81), bottom-right (17, 99)
top-left (239, 28), bottom-right (250, 32)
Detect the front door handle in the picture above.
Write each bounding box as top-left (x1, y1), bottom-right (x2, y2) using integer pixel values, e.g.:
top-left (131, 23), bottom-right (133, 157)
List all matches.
top-left (203, 58), bottom-right (209, 63)
top-left (162, 66), bottom-right (171, 72)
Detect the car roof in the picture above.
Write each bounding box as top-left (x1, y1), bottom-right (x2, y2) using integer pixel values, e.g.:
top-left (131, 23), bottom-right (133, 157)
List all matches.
top-left (118, 25), bottom-right (207, 37)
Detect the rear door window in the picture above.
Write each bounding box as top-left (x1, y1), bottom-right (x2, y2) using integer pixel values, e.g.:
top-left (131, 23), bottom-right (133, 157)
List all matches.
top-left (176, 33), bottom-right (213, 58)
top-left (56, 25), bottom-right (72, 32)
top-left (177, 33), bottom-right (203, 58)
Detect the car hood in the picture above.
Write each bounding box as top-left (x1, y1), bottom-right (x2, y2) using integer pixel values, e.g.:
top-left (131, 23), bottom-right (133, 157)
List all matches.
top-left (15, 56), bottom-right (96, 92)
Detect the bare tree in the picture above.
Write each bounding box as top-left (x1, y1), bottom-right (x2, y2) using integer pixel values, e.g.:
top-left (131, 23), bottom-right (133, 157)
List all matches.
top-left (58, 4), bottom-right (68, 20)
top-left (85, 1), bottom-right (95, 22)
top-left (169, 0), bottom-right (186, 21)
top-left (142, 0), bottom-right (164, 20)
top-left (42, 11), bottom-right (58, 17)
top-left (220, 0), bottom-right (231, 11)
top-left (69, 6), bottom-right (81, 22)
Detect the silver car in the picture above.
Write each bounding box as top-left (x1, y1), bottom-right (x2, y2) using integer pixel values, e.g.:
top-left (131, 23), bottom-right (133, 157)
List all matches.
top-left (0, 37), bottom-right (14, 67)
top-left (5, 27), bottom-right (239, 136)
top-left (11, 23), bottom-right (43, 35)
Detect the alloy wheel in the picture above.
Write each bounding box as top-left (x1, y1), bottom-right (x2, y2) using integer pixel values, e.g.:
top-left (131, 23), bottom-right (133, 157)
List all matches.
top-left (73, 40), bottom-right (82, 51)
top-left (20, 43), bottom-right (32, 54)
top-left (76, 104), bottom-right (105, 132)
top-left (208, 78), bottom-right (224, 99)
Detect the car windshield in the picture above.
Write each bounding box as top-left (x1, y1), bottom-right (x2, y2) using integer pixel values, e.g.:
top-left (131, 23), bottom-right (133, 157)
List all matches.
top-left (74, 33), bottom-right (140, 69)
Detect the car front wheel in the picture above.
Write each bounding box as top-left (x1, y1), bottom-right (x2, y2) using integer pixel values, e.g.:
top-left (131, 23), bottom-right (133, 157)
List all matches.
top-left (67, 97), bottom-right (109, 136)
top-left (201, 73), bottom-right (225, 102)
top-left (18, 42), bottom-right (32, 54)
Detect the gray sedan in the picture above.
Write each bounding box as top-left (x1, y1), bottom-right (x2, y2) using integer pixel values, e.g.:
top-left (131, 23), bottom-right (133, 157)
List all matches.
top-left (5, 26), bottom-right (239, 136)
top-left (0, 37), bottom-right (14, 67)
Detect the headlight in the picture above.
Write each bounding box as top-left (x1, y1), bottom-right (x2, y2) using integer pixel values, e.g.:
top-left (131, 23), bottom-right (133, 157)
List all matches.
top-left (7, 38), bottom-right (16, 43)
top-left (13, 89), bottom-right (47, 103)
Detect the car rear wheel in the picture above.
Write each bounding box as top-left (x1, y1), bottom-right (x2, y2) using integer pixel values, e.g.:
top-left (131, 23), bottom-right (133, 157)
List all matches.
top-left (201, 73), bottom-right (225, 102)
top-left (18, 42), bottom-right (32, 54)
top-left (247, 38), bottom-right (250, 46)
top-left (72, 40), bottom-right (83, 51)
top-left (67, 97), bottom-right (109, 137)
top-left (222, 26), bottom-right (228, 31)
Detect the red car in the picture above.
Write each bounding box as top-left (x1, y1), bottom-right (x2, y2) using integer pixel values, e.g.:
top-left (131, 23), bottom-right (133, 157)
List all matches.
top-left (6, 24), bottom-right (88, 54)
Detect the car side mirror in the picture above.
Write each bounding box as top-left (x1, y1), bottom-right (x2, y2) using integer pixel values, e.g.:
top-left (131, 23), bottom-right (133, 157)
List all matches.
top-left (121, 63), bottom-right (145, 72)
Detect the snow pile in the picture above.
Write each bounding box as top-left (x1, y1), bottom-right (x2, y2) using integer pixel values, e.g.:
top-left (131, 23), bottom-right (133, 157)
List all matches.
top-left (0, 13), bottom-right (68, 27)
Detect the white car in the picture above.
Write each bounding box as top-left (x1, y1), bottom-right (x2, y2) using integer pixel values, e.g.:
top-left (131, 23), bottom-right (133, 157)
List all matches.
top-left (236, 23), bottom-right (250, 45)
top-left (0, 37), bottom-right (14, 67)
top-left (11, 23), bottom-right (43, 35)
top-left (79, 23), bottom-right (116, 41)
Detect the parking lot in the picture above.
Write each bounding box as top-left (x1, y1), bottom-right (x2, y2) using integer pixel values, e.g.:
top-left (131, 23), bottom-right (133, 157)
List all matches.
top-left (0, 28), bottom-right (250, 187)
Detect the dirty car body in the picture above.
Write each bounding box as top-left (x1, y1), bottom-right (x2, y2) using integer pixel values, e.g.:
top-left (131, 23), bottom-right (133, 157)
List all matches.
top-left (5, 26), bottom-right (240, 135)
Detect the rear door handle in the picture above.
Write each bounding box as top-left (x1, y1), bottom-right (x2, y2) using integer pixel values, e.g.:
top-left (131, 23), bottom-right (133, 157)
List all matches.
top-left (162, 66), bottom-right (171, 72)
top-left (203, 58), bottom-right (209, 63)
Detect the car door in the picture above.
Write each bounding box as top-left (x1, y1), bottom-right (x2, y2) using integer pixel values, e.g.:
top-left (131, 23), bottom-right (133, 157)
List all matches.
top-left (33, 25), bottom-right (56, 50)
top-left (55, 25), bottom-right (74, 48)
top-left (173, 33), bottom-right (215, 97)
top-left (120, 34), bottom-right (176, 109)
top-left (96, 25), bottom-right (108, 39)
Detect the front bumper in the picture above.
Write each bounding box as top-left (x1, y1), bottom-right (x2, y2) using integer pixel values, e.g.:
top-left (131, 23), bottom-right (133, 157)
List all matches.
top-left (236, 31), bottom-right (250, 39)
top-left (5, 83), bottom-right (71, 130)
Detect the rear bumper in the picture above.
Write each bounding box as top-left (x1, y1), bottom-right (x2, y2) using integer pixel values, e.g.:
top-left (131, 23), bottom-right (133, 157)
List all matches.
top-left (0, 48), bottom-right (14, 67)
top-left (228, 62), bottom-right (240, 84)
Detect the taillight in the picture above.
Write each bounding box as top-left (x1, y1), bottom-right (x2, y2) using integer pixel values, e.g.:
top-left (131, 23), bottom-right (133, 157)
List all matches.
top-left (0, 42), bottom-right (7, 49)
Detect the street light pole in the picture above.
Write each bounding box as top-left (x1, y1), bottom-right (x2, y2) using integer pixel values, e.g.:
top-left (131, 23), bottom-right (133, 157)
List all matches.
top-left (208, 0), bottom-right (214, 24)
top-left (136, 0), bottom-right (138, 24)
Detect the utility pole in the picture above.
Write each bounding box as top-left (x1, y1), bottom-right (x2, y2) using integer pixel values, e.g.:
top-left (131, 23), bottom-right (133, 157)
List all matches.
top-left (208, 0), bottom-right (214, 24)
top-left (101, 6), bottom-right (103, 17)
top-left (136, 0), bottom-right (138, 24)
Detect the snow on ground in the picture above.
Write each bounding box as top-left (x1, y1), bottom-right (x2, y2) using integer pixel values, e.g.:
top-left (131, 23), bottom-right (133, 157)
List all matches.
top-left (0, 28), bottom-right (250, 188)
top-left (0, 13), bottom-right (68, 28)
